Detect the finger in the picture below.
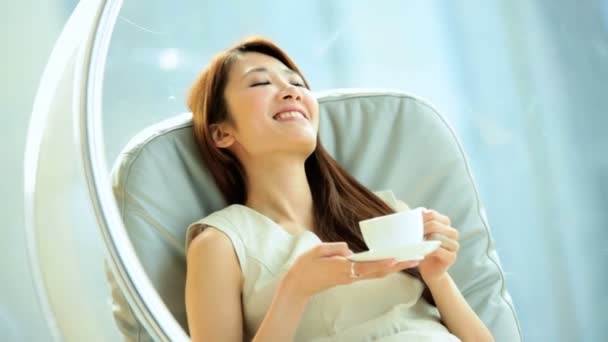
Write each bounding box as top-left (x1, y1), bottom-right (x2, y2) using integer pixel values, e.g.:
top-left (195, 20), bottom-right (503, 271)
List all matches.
top-left (396, 260), bottom-right (420, 268)
top-left (316, 242), bottom-right (353, 257)
top-left (350, 258), bottom-right (397, 277)
top-left (426, 233), bottom-right (460, 252)
top-left (423, 220), bottom-right (459, 239)
top-left (364, 260), bottom-right (421, 279)
top-left (423, 222), bottom-right (459, 240)
top-left (423, 213), bottom-right (450, 227)
top-left (423, 209), bottom-right (451, 226)
top-left (425, 245), bottom-right (457, 264)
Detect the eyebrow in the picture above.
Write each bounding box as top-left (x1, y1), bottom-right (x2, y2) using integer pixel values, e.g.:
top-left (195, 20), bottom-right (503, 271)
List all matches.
top-left (241, 67), bottom-right (298, 80)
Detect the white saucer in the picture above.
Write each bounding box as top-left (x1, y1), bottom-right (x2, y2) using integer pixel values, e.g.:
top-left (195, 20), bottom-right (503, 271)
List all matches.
top-left (348, 240), bottom-right (441, 262)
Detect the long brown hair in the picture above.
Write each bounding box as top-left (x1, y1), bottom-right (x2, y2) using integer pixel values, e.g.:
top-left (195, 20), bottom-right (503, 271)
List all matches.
top-left (187, 36), bottom-right (433, 304)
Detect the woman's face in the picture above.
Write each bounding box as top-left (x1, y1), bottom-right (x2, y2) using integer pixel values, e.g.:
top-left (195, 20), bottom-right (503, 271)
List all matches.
top-left (217, 52), bottom-right (319, 160)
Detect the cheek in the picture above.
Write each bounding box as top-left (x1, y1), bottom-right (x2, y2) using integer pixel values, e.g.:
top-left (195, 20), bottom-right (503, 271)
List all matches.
top-left (305, 96), bottom-right (320, 127)
top-left (232, 89), bottom-right (270, 116)
top-left (248, 93), bottom-right (270, 113)
top-left (231, 95), bottom-right (271, 139)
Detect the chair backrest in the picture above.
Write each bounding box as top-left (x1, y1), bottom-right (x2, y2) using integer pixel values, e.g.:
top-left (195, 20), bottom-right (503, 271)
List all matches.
top-left (110, 89), bottom-right (522, 341)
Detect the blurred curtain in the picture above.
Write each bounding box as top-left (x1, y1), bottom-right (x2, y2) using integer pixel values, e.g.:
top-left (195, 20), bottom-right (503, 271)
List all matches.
top-left (437, 1), bottom-right (608, 341)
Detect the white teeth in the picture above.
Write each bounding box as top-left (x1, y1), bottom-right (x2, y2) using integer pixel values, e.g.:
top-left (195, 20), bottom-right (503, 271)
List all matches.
top-left (274, 111), bottom-right (306, 121)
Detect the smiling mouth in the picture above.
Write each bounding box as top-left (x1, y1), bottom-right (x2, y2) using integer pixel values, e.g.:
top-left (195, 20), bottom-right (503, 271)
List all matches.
top-left (273, 111), bottom-right (308, 121)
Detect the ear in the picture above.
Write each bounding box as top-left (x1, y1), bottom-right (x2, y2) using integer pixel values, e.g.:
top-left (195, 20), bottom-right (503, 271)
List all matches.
top-left (209, 123), bottom-right (235, 148)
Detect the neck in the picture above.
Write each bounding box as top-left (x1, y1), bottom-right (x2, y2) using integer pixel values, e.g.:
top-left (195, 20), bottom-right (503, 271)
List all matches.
top-left (243, 155), bottom-right (315, 230)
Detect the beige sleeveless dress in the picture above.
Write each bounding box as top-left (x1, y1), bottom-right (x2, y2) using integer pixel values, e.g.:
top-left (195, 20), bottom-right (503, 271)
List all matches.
top-left (186, 192), bottom-right (460, 342)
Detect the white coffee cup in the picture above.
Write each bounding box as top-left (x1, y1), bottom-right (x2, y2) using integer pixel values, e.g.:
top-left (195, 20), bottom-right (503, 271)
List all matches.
top-left (359, 207), bottom-right (425, 250)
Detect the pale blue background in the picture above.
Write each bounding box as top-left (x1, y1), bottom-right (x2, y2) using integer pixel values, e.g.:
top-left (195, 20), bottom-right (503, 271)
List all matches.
top-left (2, 1), bottom-right (606, 340)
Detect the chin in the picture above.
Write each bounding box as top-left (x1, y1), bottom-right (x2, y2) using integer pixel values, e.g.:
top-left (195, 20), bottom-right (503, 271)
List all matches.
top-left (290, 137), bottom-right (317, 156)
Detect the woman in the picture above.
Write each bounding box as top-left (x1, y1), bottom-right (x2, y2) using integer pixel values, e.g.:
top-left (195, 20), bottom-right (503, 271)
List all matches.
top-left (184, 36), bottom-right (493, 342)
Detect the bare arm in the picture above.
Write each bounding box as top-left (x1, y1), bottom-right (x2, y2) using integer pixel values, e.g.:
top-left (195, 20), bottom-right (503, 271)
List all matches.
top-left (427, 274), bottom-right (494, 342)
top-left (185, 228), bottom-right (244, 342)
top-left (185, 227), bottom-right (312, 342)
top-left (250, 273), bottom-right (310, 342)
top-left (419, 209), bottom-right (493, 341)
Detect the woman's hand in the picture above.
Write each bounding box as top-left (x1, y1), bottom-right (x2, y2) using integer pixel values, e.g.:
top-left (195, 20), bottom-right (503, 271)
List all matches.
top-left (283, 242), bottom-right (419, 299)
top-left (418, 209), bottom-right (460, 284)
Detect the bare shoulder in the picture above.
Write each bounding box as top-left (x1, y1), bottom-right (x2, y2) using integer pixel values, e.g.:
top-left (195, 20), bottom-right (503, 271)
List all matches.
top-left (185, 226), bottom-right (243, 341)
top-left (188, 225), bottom-right (233, 256)
top-left (187, 226), bottom-right (241, 274)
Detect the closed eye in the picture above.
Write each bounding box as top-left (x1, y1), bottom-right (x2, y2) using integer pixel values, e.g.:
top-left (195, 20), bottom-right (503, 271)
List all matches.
top-left (251, 81), bottom-right (270, 87)
top-left (250, 81), bottom-right (305, 87)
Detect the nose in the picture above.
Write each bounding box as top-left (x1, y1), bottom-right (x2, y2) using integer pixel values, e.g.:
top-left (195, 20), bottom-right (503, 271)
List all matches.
top-left (280, 84), bottom-right (302, 101)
